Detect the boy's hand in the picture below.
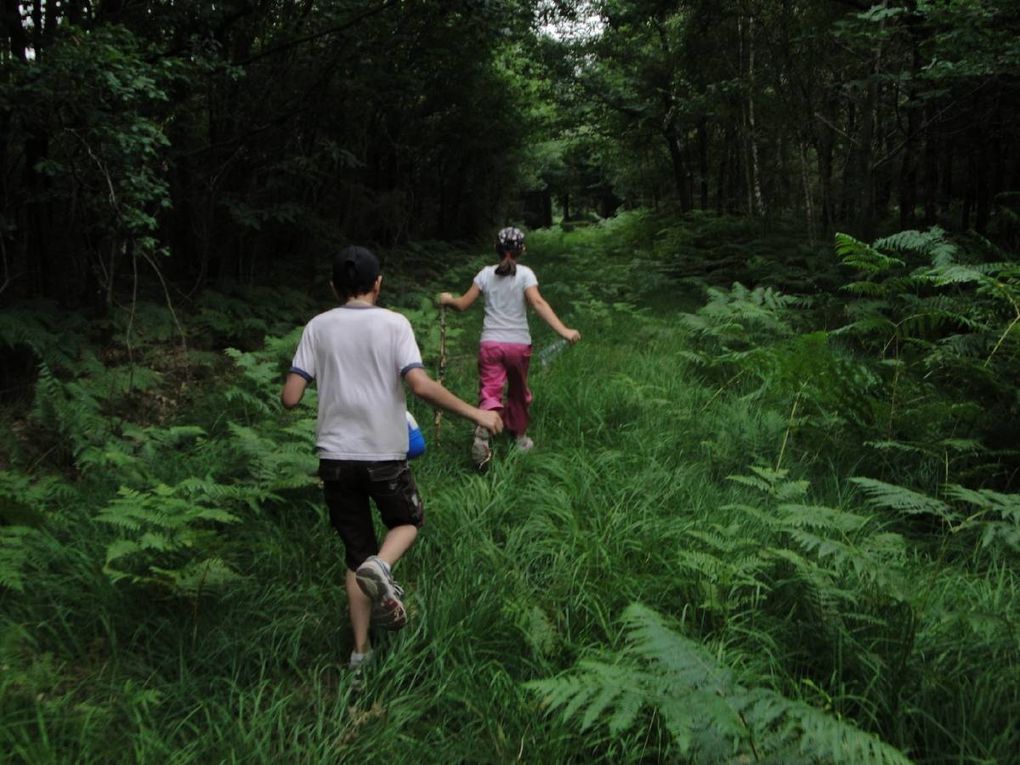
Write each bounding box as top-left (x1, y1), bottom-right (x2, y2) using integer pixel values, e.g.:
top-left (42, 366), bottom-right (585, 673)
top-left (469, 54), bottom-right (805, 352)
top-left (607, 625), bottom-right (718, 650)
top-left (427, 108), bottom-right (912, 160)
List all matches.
top-left (562, 328), bottom-right (581, 344)
top-left (437, 292), bottom-right (453, 306)
top-left (475, 409), bottom-right (503, 435)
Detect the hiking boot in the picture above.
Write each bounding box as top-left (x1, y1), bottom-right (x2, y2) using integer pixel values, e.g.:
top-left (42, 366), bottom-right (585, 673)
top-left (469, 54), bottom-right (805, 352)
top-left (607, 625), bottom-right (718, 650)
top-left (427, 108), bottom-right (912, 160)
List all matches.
top-left (355, 556), bottom-right (407, 631)
top-left (516, 435), bottom-right (534, 452)
top-left (471, 426), bottom-right (492, 470)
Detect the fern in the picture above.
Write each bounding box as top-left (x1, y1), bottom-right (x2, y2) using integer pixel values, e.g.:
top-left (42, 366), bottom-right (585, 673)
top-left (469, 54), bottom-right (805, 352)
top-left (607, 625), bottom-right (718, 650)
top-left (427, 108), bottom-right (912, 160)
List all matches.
top-left (849, 478), bottom-right (956, 523)
top-left (0, 302), bottom-right (88, 367)
top-left (725, 468), bottom-right (911, 602)
top-left (727, 465), bottom-right (810, 501)
top-left (943, 485), bottom-right (1020, 554)
top-left (95, 478), bottom-right (243, 592)
top-left (836, 233), bottom-right (906, 274)
top-left (30, 362), bottom-right (109, 464)
top-left (0, 526), bottom-right (36, 592)
top-left (0, 471), bottom-right (76, 593)
top-left (0, 470), bottom-right (75, 525)
top-left (227, 422), bottom-right (318, 494)
top-left (872, 227), bottom-right (957, 266)
top-left (222, 347), bottom-right (278, 418)
top-left (527, 603), bottom-right (913, 764)
top-left (834, 228), bottom-right (1019, 453)
top-left (683, 283), bottom-right (799, 350)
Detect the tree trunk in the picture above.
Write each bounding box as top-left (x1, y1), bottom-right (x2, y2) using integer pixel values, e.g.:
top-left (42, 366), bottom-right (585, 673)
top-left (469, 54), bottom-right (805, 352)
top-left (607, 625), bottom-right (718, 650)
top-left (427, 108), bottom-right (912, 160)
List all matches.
top-left (899, 10), bottom-right (923, 229)
top-left (799, 140), bottom-right (815, 239)
top-left (30, 0), bottom-right (41, 56)
top-left (942, 139), bottom-right (954, 206)
top-left (2, 0), bottom-right (28, 62)
top-left (697, 118), bottom-right (709, 209)
top-left (812, 96), bottom-right (836, 232)
top-left (899, 87), bottom-right (921, 228)
top-left (663, 129), bottom-right (692, 212)
top-left (716, 132), bottom-right (728, 214)
top-left (975, 130), bottom-right (991, 234)
top-left (739, 14), bottom-right (765, 217)
top-left (922, 120), bottom-right (939, 225)
top-left (855, 43), bottom-right (884, 237)
top-left (961, 148), bottom-right (975, 230)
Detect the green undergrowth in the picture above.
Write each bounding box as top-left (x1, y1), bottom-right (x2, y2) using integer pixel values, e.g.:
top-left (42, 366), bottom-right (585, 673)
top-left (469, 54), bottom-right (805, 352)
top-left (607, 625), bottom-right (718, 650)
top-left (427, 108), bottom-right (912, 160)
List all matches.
top-left (1, 210), bottom-right (1018, 763)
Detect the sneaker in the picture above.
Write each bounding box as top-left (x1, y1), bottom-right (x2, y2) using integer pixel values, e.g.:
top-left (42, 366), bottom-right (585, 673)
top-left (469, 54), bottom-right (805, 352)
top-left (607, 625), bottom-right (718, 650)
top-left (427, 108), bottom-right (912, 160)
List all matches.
top-left (471, 426), bottom-right (492, 469)
top-left (355, 556), bottom-right (407, 631)
top-left (516, 435), bottom-right (534, 452)
top-left (349, 650), bottom-right (373, 670)
top-left (349, 650), bottom-right (371, 692)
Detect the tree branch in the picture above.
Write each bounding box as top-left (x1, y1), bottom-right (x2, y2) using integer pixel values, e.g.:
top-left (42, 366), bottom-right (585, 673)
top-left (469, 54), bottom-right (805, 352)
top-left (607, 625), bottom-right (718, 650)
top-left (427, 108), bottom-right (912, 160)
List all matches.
top-left (235, 0), bottom-right (399, 67)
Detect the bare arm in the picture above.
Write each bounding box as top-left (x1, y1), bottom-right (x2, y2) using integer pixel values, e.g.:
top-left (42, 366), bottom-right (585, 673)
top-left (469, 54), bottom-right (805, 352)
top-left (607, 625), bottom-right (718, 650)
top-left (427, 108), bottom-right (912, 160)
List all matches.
top-left (525, 286), bottom-right (581, 343)
top-left (404, 368), bottom-right (502, 434)
top-left (438, 283), bottom-right (481, 312)
top-left (280, 373), bottom-right (308, 409)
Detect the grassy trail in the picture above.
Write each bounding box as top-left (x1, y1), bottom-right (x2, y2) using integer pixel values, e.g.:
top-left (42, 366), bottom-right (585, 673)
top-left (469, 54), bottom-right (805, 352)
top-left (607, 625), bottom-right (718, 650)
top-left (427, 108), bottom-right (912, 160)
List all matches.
top-left (2, 218), bottom-right (1017, 764)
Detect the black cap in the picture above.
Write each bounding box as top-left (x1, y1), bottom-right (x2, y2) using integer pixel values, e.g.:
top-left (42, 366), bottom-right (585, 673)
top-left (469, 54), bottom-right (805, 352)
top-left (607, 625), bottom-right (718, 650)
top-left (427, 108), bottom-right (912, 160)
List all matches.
top-left (332, 246), bottom-right (380, 297)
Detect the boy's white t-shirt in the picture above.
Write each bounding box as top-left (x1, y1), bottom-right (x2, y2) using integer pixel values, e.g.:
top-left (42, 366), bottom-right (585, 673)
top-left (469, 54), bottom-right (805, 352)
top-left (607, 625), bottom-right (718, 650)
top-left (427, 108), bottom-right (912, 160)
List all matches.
top-left (473, 264), bottom-right (538, 345)
top-left (290, 305), bottom-right (424, 461)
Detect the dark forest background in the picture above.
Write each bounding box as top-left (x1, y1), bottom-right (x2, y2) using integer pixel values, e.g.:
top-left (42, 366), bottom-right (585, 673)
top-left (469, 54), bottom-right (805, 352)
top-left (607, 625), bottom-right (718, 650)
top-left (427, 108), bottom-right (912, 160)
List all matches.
top-left (1, 0), bottom-right (1018, 309)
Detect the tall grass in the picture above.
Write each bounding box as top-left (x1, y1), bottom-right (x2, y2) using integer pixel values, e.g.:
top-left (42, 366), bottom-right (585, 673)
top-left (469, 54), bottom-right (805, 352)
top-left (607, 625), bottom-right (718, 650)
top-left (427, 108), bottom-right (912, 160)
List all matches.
top-left (1, 211), bottom-right (1017, 763)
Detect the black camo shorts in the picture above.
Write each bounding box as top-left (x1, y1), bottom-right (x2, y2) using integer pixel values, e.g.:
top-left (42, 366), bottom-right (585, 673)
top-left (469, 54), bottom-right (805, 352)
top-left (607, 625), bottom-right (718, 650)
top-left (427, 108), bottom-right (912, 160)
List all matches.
top-left (318, 459), bottom-right (425, 571)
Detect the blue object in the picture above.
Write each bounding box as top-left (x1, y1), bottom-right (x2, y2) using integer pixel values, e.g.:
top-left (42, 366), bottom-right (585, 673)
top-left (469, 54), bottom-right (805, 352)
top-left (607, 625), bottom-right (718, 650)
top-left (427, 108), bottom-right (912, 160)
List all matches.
top-left (406, 411), bottom-right (426, 459)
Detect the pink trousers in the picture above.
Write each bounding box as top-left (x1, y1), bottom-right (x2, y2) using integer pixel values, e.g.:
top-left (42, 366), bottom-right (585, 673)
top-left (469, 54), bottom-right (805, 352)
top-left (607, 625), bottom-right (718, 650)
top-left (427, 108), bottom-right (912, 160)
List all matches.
top-left (478, 341), bottom-right (533, 436)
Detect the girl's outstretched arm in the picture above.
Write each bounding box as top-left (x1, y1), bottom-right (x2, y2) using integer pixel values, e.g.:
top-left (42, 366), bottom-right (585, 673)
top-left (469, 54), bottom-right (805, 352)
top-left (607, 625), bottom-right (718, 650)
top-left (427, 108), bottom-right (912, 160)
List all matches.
top-left (525, 286), bottom-right (581, 343)
top-left (438, 283), bottom-right (480, 312)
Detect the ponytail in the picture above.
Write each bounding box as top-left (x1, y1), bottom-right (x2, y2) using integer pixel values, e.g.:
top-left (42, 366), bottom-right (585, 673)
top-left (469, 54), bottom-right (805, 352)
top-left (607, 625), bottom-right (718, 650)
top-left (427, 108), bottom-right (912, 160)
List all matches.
top-left (494, 226), bottom-right (525, 277)
top-left (495, 252), bottom-right (517, 277)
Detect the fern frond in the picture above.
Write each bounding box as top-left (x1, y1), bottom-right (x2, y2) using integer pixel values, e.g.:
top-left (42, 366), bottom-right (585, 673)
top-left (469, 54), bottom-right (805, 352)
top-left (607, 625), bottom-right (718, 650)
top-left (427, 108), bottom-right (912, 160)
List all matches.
top-left (778, 504), bottom-right (870, 533)
top-left (874, 227), bottom-right (956, 266)
top-left (95, 478), bottom-right (243, 594)
top-left (0, 526), bottom-right (35, 592)
top-left (151, 557), bottom-right (243, 596)
top-left (727, 467), bottom-right (809, 502)
top-left (528, 604), bottom-right (914, 764)
top-left (850, 478), bottom-right (956, 522)
top-left (943, 485), bottom-right (1020, 553)
top-left (922, 263), bottom-right (992, 288)
top-left (622, 603), bottom-right (731, 691)
top-left (836, 233), bottom-right (905, 273)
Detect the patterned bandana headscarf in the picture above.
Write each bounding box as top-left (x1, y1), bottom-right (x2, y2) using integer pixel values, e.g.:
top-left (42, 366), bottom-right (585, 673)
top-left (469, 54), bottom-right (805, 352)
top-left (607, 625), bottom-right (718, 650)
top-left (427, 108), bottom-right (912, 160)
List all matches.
top-left (496, 226), bottom-right (525, 254)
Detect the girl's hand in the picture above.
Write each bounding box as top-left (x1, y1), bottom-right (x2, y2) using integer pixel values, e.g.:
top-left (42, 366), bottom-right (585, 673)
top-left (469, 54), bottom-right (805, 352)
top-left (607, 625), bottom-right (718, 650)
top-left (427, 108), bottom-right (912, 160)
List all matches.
top-left (562, 328), bottom-right (581, 344)
top-left (437, 292), bottom-right (453, 306)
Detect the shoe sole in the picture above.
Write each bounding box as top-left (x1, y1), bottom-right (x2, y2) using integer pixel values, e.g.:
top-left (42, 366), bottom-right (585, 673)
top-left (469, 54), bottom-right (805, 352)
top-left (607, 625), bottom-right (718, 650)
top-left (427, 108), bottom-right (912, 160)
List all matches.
top-left (355, 563), bottom-right (389, 601)
top-left (356, 560), bottom-right (407, 631)
top-left (471, 439), bottom-right (490, 463)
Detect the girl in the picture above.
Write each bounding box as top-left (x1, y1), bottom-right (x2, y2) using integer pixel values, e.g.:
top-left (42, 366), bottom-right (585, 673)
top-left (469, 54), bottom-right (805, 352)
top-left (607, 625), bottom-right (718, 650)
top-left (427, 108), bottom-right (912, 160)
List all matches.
top-left (439, 227), bottom-right (580, 467)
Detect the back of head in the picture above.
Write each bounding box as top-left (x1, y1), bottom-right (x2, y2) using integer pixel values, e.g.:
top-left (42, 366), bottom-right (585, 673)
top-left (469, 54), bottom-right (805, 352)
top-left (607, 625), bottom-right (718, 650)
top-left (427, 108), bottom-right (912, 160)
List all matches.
top-left (332, 245), bottom-right (380, 299)
top-left (495, 226), bottom-right (525, 277)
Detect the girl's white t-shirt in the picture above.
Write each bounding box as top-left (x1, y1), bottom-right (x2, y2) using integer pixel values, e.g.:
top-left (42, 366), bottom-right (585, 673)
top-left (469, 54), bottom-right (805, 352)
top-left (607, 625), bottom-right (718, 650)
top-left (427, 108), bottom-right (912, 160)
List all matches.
top-left (473, 264), bottom-right (538, 345)
top-left (290, 305), bottom-right (424, 460)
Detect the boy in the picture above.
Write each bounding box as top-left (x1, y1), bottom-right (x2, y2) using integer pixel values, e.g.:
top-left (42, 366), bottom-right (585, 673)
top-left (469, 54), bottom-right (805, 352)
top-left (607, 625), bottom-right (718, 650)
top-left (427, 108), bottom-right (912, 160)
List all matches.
top-left (281, 245), bottom-right (502, 670)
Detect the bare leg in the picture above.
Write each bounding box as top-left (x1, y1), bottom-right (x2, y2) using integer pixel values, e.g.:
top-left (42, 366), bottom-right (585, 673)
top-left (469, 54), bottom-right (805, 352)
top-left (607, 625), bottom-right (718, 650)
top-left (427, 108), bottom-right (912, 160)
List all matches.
top-left (346, 569), bottom-right (372, 654)
top-left (376, 524), bottom-right (418, 568)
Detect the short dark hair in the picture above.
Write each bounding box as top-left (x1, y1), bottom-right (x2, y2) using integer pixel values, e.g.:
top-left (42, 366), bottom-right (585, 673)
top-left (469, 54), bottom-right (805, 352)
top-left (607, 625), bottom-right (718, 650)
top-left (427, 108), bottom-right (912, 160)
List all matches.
top-left (332, 246), bottom-right (380, 298)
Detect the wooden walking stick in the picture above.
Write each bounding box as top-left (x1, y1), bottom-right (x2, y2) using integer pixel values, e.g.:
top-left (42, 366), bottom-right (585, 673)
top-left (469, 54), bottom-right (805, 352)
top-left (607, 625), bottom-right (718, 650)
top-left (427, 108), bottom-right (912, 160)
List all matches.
top-left (433, 304), bottom-right (448, 444)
